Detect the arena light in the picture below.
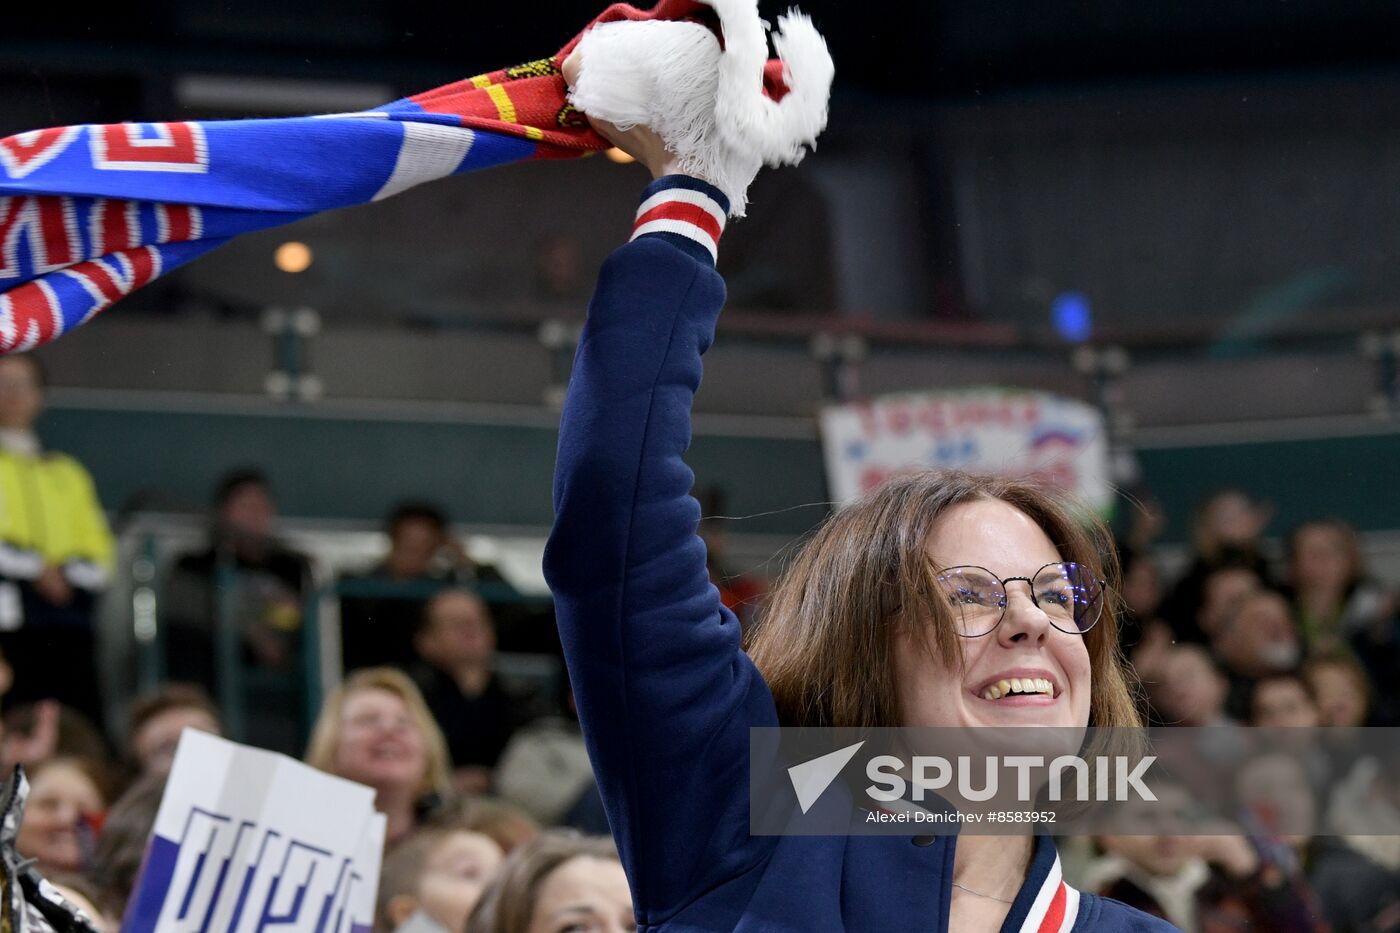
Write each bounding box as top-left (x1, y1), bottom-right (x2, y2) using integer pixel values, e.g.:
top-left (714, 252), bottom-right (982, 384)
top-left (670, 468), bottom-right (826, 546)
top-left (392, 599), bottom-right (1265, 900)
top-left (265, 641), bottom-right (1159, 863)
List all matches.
top-left (605, 147), bottom-right (636, 164)
top-left (1052, 291), bottom-right (1093, 343)
top-left (274, 241), bottom-right (313, 274)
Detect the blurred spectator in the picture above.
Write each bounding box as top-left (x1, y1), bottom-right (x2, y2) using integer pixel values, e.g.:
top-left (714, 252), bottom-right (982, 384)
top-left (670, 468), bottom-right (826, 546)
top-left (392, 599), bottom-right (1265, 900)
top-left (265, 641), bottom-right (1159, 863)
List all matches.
top-left (1285, 519), bottom-right (1400, 723)
top-left (305, 667), bottom-right (453, 847)
top-left (2, 702), bottom-right (109, 777)
top-left (88, 774), bottom-right (165, 922)
top-left (530, 234), bottom-right (588, 303)
top-left (466, 832), bottom-right (630, 933)
top-left (411, 590), bottom-right (523, 795)
top-left (1250, 673), bottom-right (1320, 729)
top-left (1087, 782), bottom-right (1325, 933)
top-left (1152, 645), bottom-right (1235, 727)
top-left (433, 796), bottom-right (541, 856)
top-left (16, 756), bottom-right (106, 875)
top-left (1302, 654), bottom-right (1373, 727)
top-left (1211, 590), bottom-right (1302, 721)
top-left (1235, 753), bottom-right (1400, 932)
top-left (0, 352), bottom-right (114, 725)
top-left (376, 827), bottom-right (504, 933)
top-left (1118, 547), bottom-right (1167, 651)
top-left (1119, 548), bottom-right (1177, 699)
top-left (1325, 757), bottom-right (1400, 874)
top-left (1286, 520), bottom-right (1392, 647)
top-left (340, 502), bottom-right (476, 672)
top-left (1162, 490), bottom-right (1272, 643)
top-left (161, 467), bottom-right (311, 753)
top-left (125, 684), bottom-right (221, 781)
top-left (494, 679), bottom-right (599, 830)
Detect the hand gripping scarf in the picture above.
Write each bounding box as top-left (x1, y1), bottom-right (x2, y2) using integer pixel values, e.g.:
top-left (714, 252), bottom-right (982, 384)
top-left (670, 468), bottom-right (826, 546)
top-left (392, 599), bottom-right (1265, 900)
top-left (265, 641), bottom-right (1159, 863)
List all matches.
top-left (0, 0), bottom-right (832, 356)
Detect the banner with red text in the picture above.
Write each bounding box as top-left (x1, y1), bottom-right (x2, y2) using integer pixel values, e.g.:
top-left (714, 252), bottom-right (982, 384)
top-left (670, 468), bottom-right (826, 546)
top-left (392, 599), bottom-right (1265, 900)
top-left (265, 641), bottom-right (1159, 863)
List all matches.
top-left (819, 388), bottom-right (1111, 510)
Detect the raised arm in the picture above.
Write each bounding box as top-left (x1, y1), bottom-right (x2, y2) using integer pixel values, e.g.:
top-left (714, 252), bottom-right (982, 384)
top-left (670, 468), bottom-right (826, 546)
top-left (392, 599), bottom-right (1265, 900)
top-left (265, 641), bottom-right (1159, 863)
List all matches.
top-left (542, 170), bottom-right (778, 922)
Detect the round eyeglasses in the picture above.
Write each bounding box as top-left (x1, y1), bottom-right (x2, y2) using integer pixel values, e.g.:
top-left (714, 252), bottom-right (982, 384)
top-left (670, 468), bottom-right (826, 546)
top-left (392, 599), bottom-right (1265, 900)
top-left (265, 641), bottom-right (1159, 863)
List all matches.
top-left (932, 562), bottom-right (1106, 637)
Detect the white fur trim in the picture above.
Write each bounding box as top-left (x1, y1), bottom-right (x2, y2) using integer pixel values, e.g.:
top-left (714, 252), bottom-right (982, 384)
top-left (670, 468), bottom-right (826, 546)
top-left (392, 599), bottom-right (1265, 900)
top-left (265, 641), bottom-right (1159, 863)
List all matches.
top-left (568, 2), bottom-right (833, 217)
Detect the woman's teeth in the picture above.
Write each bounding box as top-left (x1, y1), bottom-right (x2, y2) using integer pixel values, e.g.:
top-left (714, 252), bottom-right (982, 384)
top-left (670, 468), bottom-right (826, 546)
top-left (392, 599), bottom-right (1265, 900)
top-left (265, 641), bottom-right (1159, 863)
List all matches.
top-left (980, 677), bottom-right (1054, 700)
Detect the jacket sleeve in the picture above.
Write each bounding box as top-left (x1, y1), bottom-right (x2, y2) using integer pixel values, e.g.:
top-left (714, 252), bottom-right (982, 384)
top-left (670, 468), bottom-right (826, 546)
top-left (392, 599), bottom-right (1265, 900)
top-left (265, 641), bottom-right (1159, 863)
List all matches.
top-left (59, 459), bottom-right (114, 591)
top-left (542, 177), bottom-right (778, 924)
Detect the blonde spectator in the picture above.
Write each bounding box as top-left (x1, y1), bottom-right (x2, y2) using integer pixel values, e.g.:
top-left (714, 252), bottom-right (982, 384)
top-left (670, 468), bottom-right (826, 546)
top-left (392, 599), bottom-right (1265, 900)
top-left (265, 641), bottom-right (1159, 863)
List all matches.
top-left (306, 667), bottom-right (452, 847)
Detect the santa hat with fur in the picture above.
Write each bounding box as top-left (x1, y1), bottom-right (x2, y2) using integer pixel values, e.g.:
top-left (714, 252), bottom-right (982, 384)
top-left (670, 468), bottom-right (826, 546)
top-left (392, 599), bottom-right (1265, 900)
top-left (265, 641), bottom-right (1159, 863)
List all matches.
top-left (563, 0), bottom-right (835, 217)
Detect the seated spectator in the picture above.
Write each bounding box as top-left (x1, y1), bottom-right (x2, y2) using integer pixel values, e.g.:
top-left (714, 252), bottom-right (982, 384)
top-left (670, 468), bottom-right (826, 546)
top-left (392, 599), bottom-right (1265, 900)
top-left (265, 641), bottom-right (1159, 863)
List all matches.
top-left (1250, 673), bottom-right (1320, 729)
top-left (494, 680), bottom-right (598, 830)
top-left (1118, 546), bottom-right (1168, 655)
top-left (1086, 782), bottom-right (1325, 933)
top-left (1286, 520), bottom-right (1394, 648)
top-left (433, 796), bottom-right (541, 856)
top-left (1302, 654), bottom-right (1373, 728)
top-left (305, 667), bottom-right (453, 847)
top-left (1286, 519), bottom-right (1400, 724)
top-left (1152, 645), bottom-right (1235, 727)
top-left (16, 756), bottom-right (106, 875)
top-left (340, 502), bottom-right (478, 672)
top-left (467, 833), bottom-right (631, 933)
top-left (1235, 752), bottom-right (1400, 932)
top-left (1161, 490), bottom-right (1273, 643)
top-left (0, 352), bottom-right (114, 725)
top-left (2, 702), bottom-right (109, 775)
top-left (161, 468), bottom-right (312, 754)
top-left (126, 684), bottom-right (221, 781)
top-left (1211, 590), bottom-right (1302, 721)
top-left (411, 590), bottom-right (523, 795)
top-left (88, 774), bottom-right (166, 922)
top-left (376, 827), bottom-right (504, 933)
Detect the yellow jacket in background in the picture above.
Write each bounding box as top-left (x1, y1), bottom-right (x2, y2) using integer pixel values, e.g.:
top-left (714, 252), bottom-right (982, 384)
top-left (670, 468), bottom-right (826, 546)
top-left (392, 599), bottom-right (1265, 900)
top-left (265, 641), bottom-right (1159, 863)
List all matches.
top-left (0, 449), bottom-right (114, 591)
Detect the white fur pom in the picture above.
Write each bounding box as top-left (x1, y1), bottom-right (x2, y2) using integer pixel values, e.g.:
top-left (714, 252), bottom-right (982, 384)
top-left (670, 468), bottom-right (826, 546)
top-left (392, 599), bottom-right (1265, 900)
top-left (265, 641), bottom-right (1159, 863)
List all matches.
top-left (568, 0), bottom-right (833, 217)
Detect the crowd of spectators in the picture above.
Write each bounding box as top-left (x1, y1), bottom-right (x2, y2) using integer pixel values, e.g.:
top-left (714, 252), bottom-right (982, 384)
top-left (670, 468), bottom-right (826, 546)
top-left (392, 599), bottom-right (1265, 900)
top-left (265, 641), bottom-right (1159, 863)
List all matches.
top-left (2, 345), bottom-right (1398, 931)
top-left (1088, 489), bottom-right (1400, 932)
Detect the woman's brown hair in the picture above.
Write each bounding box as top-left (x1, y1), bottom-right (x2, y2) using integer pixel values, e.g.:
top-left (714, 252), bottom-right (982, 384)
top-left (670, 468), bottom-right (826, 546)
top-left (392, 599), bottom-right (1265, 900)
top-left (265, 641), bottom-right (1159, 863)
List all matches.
top-left (304, 667), bottom-right (452, 800)
top-left (745, 469), bottom-right (1141, 729)
top-left (466, 832), bottom-right (621, 933)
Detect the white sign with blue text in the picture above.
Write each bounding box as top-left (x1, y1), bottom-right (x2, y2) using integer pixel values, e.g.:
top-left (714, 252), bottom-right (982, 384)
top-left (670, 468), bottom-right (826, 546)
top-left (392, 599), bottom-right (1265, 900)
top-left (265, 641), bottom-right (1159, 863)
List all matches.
top-left (122, 730), bottom-right (385, 933)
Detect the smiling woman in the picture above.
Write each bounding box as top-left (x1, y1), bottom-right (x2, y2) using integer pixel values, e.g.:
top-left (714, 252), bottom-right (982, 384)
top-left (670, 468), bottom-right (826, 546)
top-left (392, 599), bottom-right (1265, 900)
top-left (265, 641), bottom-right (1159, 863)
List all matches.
top-left (304, 667), bottom-right (453, 848)
top-left (543, 107), bottom-right (1174, 931)
top-left (750, 474), bottom-right (1137, 735)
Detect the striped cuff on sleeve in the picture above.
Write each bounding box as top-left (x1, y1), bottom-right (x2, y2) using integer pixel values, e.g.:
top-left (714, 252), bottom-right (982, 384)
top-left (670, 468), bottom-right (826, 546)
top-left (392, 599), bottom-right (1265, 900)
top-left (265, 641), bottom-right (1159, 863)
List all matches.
top-left (630, 176), bottom-right (730, 265)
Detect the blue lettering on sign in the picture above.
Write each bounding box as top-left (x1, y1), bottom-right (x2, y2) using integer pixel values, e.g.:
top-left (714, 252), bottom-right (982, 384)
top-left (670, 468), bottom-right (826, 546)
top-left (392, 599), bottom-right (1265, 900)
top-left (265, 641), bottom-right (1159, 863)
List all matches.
top-left (930, 437), bottom-right (978, 464)
top-left (124, 806), bottom-right (372, 933)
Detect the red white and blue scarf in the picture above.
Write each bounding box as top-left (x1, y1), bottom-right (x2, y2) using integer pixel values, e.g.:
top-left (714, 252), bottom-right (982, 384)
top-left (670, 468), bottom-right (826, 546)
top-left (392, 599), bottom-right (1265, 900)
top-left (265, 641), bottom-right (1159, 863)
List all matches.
top-left (0, 1), bottom-right (721, 355)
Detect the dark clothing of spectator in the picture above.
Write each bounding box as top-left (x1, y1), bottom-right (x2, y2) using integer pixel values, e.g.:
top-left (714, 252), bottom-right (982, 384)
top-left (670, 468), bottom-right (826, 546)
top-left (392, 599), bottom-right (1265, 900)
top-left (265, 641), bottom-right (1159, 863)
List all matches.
top-left (1161, 548), bottom-right (1270, 646)
top-left (411, 663), bottom-right (520, 771)
top-left (160, 540), bottom-right (310, 754)
top-left (1305, 837), bottom-right (1400, 933)
top-left (1097, 862), bottom-right (1328, 933)
top-left (1224, 671), bottom-right (1258, 724)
